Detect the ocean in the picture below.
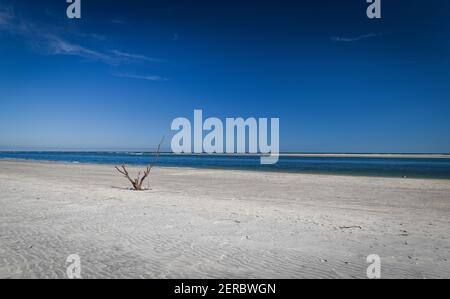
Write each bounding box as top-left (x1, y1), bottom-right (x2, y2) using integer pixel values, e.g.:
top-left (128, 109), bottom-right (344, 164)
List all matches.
top-left (1, 151), bottom-right (450, 179)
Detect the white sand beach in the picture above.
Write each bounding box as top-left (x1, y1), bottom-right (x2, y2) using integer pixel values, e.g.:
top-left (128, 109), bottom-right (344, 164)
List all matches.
top-left (0, 160), bottom-right (449, 279)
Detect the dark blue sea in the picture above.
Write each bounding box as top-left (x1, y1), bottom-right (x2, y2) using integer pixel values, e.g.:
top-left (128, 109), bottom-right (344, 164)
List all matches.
top-left (1, 152), bottom-right (450, 179)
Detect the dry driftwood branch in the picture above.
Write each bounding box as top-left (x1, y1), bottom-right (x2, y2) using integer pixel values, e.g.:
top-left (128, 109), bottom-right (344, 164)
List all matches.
top-left (115, 137), bottom-right (164, 191)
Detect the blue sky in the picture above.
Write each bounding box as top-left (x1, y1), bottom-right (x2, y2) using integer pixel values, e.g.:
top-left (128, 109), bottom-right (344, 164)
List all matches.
top-left (0, 0), bottom-right (449, 152)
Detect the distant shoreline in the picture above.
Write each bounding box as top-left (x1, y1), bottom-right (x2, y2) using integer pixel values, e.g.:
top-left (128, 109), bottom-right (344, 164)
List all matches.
top-left (0, 151), bottom-right (449, 159)
top-left (278, 153), bottom-right (450, 159)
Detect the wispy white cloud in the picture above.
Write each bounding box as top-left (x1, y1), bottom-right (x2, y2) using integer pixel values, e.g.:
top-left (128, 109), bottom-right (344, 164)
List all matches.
top-left (331, 33), bottom-right (384, 42)
top-left (111, 50), bottom-right (165, 63)
top-left (0, 5), bottom-right (14, 27)
top-left (0, 5), bottom-right (164, 68)
top-left (0, 5), bottom-right (114, 63)
top-left (0, 10), bottom-right (12, 25)
top-left (112, 72), bottom-right (169, 82)
top-left (48, 38), bottom-right (115, 64)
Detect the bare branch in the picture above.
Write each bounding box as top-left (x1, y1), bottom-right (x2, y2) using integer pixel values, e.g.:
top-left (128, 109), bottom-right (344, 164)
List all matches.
top-left (115, 137), bottom-right (165, 191)
top-left (137, 137), bottom-right (164, 189)
top-left (115, 165), bottom-right (138, 190)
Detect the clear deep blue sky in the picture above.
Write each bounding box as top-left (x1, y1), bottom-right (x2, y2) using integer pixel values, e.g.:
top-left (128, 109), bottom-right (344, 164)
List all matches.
top-left (0, 0), bottom-right (449, 152)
